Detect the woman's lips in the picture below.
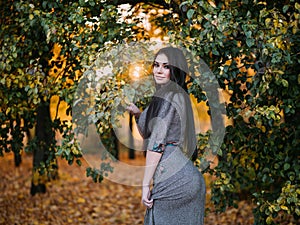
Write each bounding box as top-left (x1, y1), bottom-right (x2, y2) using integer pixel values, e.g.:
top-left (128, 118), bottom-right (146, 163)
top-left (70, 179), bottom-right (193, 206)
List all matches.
top-left (154, 76), bottom-right (165, 79)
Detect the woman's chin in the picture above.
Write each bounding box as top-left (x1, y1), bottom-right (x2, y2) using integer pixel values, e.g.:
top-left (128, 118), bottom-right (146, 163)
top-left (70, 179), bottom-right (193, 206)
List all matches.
top-left (155, 79), bottom-right (170, 85)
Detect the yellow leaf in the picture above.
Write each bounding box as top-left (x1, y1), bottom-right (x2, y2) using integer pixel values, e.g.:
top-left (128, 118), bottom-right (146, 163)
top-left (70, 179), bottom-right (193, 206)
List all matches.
top-left (5, 108), bottom-right (11, 114)
top-left (266, 216), bottom-right (273, 224)
top-left (91, 43), bottom-right (98, 49)
top-left (280, 205), bottom-right (288, 211)
top-left (77, 197), bottom-right (86, 203)
top-left (33, 10), bottom-right (40, 16)
top-left (208, 0), bottom-right (216, 7)
top-left (93, 206), bottom-right (102, 213)
top-left (29, 14), bottom-right (34, 20)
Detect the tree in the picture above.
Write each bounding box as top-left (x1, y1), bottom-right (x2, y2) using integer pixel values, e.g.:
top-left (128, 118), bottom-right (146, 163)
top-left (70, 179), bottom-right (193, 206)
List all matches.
top-left (162, 0), bottom-right (299, 224)
top-left (0, 0), bottom-right (132, 195)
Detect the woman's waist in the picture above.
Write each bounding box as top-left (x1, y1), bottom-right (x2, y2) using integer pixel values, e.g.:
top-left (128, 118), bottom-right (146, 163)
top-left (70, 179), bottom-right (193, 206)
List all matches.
top-left (165, 141), bottom-right (179, 147)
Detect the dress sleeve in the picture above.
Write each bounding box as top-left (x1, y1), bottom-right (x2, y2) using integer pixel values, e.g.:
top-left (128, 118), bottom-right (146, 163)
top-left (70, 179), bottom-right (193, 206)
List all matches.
top-left (146, 100), bottom-right (177, 153)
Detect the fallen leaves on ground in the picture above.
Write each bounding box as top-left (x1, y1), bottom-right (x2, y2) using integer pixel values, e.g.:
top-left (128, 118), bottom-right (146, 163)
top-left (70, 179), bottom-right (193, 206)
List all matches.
top-left (0, 152), bottom-right (255, 225)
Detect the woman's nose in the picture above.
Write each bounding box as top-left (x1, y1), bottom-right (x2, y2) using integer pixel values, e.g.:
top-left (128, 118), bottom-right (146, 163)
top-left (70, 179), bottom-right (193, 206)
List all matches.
top-left (157, 66), bottom-right (163, 73)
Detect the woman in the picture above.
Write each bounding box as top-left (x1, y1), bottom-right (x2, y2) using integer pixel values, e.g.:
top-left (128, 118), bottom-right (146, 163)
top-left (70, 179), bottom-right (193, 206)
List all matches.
top-left (127, 47), bottom-right (206, 225)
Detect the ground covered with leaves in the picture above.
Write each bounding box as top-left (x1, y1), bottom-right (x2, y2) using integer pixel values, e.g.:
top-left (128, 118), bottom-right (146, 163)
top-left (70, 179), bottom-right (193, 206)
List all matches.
top-left (0, 152), bottom-right (255, 225)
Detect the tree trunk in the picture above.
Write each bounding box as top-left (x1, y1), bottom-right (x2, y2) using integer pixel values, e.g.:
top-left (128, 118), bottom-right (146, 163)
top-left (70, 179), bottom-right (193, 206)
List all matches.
top-left (13, 148), bottom-right (22, 167)
top-left (30, 100), bottom-right (58, 196)
top-left (111, 129), bottom-right (119, 160)
top-left (128, 114), bottom-right (135, 159)
top-left (10, 118), bottom-right (22, 167)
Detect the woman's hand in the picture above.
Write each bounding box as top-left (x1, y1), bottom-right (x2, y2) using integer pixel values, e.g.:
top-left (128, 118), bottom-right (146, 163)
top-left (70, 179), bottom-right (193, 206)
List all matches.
top-left (126, 103), bottom-right (141, 117)
top-left (141, 185), bottom-right (153, 208)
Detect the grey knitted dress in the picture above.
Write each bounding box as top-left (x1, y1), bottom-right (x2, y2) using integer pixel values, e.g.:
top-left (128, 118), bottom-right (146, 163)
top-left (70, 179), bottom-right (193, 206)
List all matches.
top-left (137, 83), bottom-right (206, 225)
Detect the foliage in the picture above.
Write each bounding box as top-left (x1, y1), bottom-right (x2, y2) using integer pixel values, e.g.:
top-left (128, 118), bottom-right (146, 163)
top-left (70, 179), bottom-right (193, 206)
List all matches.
top-left (161, 0), bottom-right (300, 224)
top-left (0, 0), bottom-right (133, 191)
top-left (72, 42), bottom-right (156, 180)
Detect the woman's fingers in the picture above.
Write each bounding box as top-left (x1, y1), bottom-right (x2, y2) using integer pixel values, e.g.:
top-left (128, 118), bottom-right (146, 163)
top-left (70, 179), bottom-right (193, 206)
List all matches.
top-left (142, 185), bottom-right (153, 208)
top-left (126, 103), bottom-right (141, 117)
top-left (126, 103), bottom-right (135, 112)
top-left (142, 197), bottom-right (153, 208)
top-left (126, 103), bottom-right (132, 111)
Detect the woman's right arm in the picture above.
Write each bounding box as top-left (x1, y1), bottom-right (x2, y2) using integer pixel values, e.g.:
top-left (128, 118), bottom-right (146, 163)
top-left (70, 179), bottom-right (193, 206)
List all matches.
top-left (142, 150), bottom-right (162, 208)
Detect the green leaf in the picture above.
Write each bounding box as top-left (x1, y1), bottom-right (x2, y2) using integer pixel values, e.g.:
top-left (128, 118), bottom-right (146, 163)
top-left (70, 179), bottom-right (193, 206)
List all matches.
top-left (283, 5), bottom-right (289, 13)
top-left (187, 9), bottom-right (195, 20)
top-left (281, 79), bottom-right (288, 87)
top-left (76, 159), bottom-right (82, 166)
top-left (284, 163), bottom-right (290, 171)
top-left (245, 30), bottom-right (252, 38)
top-left (89, 1), bottom-right (95, 6)
top-left (246, 38), bottom-right (254, 47)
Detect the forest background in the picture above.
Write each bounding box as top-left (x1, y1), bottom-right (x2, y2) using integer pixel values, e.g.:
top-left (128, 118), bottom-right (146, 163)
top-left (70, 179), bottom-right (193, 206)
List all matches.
top-left (1, 0), bottom-right (299, 224)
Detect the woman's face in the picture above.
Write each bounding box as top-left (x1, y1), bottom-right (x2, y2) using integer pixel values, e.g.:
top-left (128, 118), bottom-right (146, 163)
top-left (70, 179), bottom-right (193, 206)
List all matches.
top-left (153, 53), bottom-right (171, 85)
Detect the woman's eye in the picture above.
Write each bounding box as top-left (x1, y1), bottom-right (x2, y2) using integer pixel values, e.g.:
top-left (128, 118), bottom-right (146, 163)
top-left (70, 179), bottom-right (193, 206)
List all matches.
top-left (153, 63), bottom-right (169, 69)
